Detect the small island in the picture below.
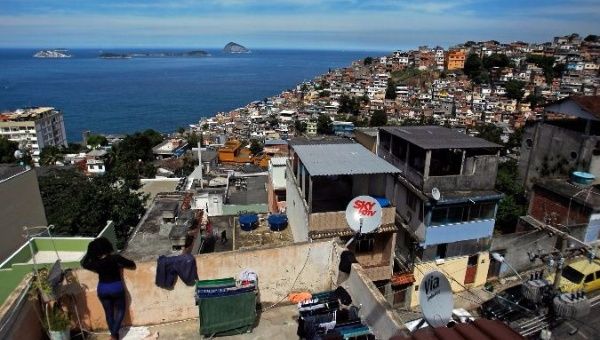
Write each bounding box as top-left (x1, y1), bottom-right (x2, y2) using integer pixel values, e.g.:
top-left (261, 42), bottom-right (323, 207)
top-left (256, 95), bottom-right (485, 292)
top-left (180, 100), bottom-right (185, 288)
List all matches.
top-left (223, 42), bottom-right (250, 54)
top-left (99, 50), bottom-right (209, 59)
top-left (33, 49), bottom-right (72, 58)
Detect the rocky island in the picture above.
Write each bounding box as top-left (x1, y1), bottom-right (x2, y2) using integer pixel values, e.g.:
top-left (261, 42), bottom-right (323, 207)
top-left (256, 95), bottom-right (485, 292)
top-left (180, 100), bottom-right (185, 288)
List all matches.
top-left (33, 49), bottom-right (72, 58)
top-left (223, 42), bottom-right (250, 53)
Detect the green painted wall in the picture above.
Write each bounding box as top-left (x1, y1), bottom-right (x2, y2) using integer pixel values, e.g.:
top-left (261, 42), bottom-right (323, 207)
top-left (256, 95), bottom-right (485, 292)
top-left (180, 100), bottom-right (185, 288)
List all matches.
top-left (0, 261), bottom-right (81, 306)
top-left (33, 238), bottom-right (92, 252)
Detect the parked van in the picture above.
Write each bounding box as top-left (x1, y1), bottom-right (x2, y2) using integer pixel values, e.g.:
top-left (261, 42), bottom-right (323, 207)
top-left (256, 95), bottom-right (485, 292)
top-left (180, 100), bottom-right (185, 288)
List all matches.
top-left (547, 258), bottom-right (600, 293)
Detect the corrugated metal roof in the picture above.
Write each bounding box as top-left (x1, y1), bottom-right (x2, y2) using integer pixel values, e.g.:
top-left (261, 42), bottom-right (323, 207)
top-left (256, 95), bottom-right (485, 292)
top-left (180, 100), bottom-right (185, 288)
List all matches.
top-left (381, 126), bottom-right (502, 150)
top-left (293, 143), bottom-right (400, 176)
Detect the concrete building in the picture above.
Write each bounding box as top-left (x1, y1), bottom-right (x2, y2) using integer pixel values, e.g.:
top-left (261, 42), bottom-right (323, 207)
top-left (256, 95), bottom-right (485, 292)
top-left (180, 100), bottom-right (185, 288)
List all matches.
top-left (306, 121), bottom-right (317, 136)
top-left (332, 121), bottom-right (355, 136)
top-left (85, 149), bottom-right (108, 175)
top-left (0, 107), bottom-right (67, 165)
top-left (267, 156), bottom-right (287, 213)
top-left (445, 49), bottom-right (466, 70)
top-left (152, 138), bottom-right (188, 159)
top-left (519, 96), bottom-right (600, 189)
top-left (286, 139), bottom-right (400, 282)
top-left (0, 166), bottom-right (48, 263)
top-left (377, 126), bottom-right (503, 307)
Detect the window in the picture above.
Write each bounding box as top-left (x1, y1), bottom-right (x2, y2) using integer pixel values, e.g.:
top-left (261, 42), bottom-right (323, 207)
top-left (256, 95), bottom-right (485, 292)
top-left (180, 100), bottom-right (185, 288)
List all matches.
top-left (435, 243), bottom-right (447, 259)
top-left (355, 237), bottom-right (375, 253)
top-left (585, 273), bottom-right (595, 283)
top-left (431, 208), bottom-right (447, 226)
top-left (467, 254), bottom-right (479, 266)
top-left (447, 206), bottom-right (463, 224)
top-left (562, 266), bottom-right (585, 284)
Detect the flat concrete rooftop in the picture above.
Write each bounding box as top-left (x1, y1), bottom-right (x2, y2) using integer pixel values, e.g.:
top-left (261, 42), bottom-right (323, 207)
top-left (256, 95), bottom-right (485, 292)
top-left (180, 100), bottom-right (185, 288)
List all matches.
top-left (89, 305), bottom-right (298, 340)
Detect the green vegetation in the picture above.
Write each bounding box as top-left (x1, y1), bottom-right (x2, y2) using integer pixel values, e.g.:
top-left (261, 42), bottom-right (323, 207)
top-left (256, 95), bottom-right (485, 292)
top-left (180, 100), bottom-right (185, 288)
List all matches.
top-left (505, 79), bottom-right (526, 103)
top-left (526, 55), bottom-right (559, 83)
top-left (495, 160), bottom-right (527, 234)
top-left (39, 146), bottom-right (65, 166)
top-left (249, 139), bottom-right (264, 155)
top-left (86, 134), bottom-right (108, 148)
top-left (391, 68), bottom-right (423, 83)
top-left (39, 168), bottom-right (146, 248)
top-left (294, 119), bottom-right (307, 133)
top-left (317, 114), bottom-right (333, 135)
top-left (110, 129), bottom-right (163, 186)
top-left (0, 136), bottom-right (18, 163)
top-left (385, 78), bottom-right (397, 100)
top-left (363, 57), bottom-right (373, 65)
top-left (474, 124), bottom-right (503, 145)
top-left (369, 110), bottom-right (388, 127)
top-left (338, 94), bottom-right (362, 115)
top-left (584, 34), bottom-right (598, 43)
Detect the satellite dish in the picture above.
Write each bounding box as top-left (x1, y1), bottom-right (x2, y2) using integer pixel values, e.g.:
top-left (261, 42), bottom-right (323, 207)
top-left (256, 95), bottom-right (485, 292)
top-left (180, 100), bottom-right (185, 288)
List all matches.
top-left (419, 270), bottom-right (453, 327)
top-left (431, 187), bottom-right (441, 201)
top-left (14, 150), bottom-right (23, 159)
top-left (345, 195), bottom-right (383, 234)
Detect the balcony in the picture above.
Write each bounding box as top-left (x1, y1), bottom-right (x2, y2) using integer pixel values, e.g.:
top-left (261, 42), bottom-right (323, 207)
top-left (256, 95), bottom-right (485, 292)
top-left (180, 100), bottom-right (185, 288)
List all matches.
top-left (422, 218), bottom-right (495, 246)
top-left (308, 206), bottom-right (396, 233)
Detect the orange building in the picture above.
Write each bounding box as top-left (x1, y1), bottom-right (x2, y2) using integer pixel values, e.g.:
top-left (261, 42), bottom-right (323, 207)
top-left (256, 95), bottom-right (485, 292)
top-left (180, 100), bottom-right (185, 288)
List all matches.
top-left (217, 139), bottom-right (270, 168)
top-left (445, 49), bottom-right (466, 70)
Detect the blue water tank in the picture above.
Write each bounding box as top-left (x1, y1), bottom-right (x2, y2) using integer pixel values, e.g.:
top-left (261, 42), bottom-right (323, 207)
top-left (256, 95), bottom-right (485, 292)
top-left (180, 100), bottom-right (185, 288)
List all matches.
top-left (239, 214), bottom-right (259, 232)
top-left (571, 171), bottom-right (596, 186)
top-left (268, 214), bottom-right (288, 231)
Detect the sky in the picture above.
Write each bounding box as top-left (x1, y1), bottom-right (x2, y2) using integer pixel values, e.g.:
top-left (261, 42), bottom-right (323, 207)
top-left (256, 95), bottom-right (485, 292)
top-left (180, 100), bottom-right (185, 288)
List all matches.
top-left (0, 0), bottom-right (598, 51)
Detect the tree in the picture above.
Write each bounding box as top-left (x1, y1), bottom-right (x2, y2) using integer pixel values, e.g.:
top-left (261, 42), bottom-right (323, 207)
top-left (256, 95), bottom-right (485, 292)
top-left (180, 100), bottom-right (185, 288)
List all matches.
top-left (316, 114), bottom-right (333, 135)
top-left (187, 132), bottom-right (201, 147)
top-left (482, 54), bottom-right (510, 69)
top-left (505, 79), bottom-right (525, 103)
top-left (177, 127), bottom-right (185, 134)
top-left (319, 90), bottom-right (331, 98)
top-left (369, 110), bottom-right (388, 127)
top-left (338, 94), bottom-right (361, 115)
top-left (249, 139), bottom-right (263, 155)
top-left (39, 146), bottom-right (64, 166)
top-left (584, 34), bottom-right (598, 43)
top-left (463, 53), bottom-right (483, 79)
top-left (506, 127), bottom-right (524, 151)
top-left (385, 79), bottom-right (397, 100)
top-left (474, 124), bottom-right (503, 145)
top-left (86, 134), bottom-right (108, 148)
top-left (363, 57), bottom-right (373, 65)
top-left (294, 119), bottom-right (307, 133)
top-left (495, 160), bottom-right (527, 233)
top-left (526, 55), bottom-right (556, 83)
top-left (110, 130), bottom-right (163, 185)
top-left (38, 169), bottom-right (146, 248)
top-left (0, 137), bottom-right (18, 163)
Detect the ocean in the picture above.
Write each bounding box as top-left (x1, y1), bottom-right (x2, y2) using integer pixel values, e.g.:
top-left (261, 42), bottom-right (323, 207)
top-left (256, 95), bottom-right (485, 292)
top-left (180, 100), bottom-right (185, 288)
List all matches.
top-left (0, 48), bottom-right (378, 142)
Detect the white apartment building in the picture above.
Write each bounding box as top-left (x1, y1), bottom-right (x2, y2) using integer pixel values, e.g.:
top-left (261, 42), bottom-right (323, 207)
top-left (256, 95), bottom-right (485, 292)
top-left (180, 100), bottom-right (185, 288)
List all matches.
top-left (0, 107), bottom-right (67, 165)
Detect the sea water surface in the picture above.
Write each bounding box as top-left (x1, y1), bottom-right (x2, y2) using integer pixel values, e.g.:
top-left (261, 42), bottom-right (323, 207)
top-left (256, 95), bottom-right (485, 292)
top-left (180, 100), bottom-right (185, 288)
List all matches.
top-left (0, 48), bottom-right (378, 141)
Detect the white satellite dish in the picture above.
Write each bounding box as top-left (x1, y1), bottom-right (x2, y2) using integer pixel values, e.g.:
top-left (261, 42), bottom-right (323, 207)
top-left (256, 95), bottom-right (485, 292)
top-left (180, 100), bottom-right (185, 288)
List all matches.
top-left (13, 150), bottom-right (23, 159)
top-left (419, 270), bottom-right (453, 327)
top-left (431, 187), bottom-right (441, 201)
top-left (345, 195), bottom-right (383, 234)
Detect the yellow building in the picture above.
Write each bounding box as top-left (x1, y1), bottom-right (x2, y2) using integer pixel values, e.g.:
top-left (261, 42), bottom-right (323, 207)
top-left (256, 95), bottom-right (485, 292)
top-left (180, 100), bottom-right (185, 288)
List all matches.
top-left (445, 49), bottom-right (466, 70)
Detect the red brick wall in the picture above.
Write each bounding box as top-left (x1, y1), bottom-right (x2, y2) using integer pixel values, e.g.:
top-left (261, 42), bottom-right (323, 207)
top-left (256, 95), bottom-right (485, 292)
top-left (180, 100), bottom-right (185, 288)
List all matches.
top-left (529, 188), bottom-right (590, 225)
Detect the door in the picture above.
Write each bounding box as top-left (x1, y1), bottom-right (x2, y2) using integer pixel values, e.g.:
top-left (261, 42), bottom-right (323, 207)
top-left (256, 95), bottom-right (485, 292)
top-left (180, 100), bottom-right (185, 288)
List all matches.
top-left (465, 254), bottom-right (478, 284)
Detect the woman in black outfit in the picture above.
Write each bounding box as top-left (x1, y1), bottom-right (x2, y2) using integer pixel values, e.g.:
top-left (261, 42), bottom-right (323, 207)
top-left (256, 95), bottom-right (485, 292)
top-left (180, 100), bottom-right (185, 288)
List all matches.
top-left (81, 237), bottom-right (136, 340)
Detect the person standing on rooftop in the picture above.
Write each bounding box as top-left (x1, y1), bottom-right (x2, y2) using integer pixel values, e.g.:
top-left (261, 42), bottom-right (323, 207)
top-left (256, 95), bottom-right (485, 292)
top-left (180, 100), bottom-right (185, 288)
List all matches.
top-left (81, 237), bottom-right (136, 340)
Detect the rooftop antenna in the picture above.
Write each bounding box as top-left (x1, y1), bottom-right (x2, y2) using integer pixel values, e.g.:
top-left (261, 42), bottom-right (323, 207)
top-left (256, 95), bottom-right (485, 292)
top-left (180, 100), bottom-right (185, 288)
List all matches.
top-left (198, 141), bottom-right (203, 189)
top-left (344, 196), bottom-right (383, 247)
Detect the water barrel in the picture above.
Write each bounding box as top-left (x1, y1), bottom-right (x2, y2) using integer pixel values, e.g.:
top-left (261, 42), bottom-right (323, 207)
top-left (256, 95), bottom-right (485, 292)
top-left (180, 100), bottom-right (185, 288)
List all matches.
top-left (268, 214), bottom-right (288, 231)
top-left (570, 171), bottom-right (596, 186)
top-left (239, 214), bottom-right (259, 232)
